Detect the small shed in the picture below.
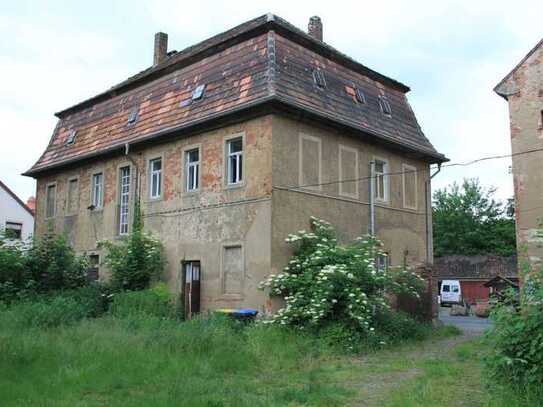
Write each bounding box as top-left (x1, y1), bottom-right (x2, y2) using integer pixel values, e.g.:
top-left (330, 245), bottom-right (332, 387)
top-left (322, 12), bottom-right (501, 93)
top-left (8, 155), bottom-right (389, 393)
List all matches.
top-left (483, 275), bottom-right (519, 300)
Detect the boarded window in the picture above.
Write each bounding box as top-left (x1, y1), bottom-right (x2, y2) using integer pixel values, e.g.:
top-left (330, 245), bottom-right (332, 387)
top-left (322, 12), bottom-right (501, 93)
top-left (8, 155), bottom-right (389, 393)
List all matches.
top-left (339, 145), bottom-right (358, 198)
top-left (299, 135), bottom-right (321, 188)
top-left (402, 164), bottom-right (417, 209)
top-left (67, 178), bottom-right (79, 214)
top-left (223, 245), bottom-right (243, 295)
top-left (87, 254), bottom-right (100, 282)
top-left (46, 184), bottom-right (56, 218)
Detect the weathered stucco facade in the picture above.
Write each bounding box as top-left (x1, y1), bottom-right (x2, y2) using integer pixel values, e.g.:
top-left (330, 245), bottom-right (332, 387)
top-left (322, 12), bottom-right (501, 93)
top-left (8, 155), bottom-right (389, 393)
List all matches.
top-left (27, 14), bottom-right (445, 315)
top-left (495, 39), bottom-right (543, 273)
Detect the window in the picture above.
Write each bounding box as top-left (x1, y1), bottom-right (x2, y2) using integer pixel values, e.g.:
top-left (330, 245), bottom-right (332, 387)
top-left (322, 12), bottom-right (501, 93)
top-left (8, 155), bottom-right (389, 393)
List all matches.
top-left (299, 134), bottom-right (322, 189)
top-left (539, 110), bottom-right (543, 130)
top-left (452, 285), bottom-right (460, 293)
top-left (185, 148), bottom-right (200, 192)
top-left (223, 245), bottom-right (243, 295)
top-left (4, 222), bottom-right (22, 239)
top-left (339, 145), bottom-right (358, 198)
top-left (91, 173), bottom-right (103, 208)
top-left (355, 88), bottom-right (366, 104)
top-left (373, 159), bottom-right (389, 202)
top-left (127, 107), bottom-right (139, 125)
top-left (66, 130), bottom-right (77, 146)
top-left (402, 164), bottom-right (417, 209)
top-left (379, 96), bottom-right (392, 116)
top-left (192, 84), bottom-right (206, 101)
top-left (87, 254), bottom-right (99, 282)
top-left (312, 69), bottom-right (326, 88)
top-left (376, 253), bottom-right (389, 272)
top-left (227, 138), bottom-right (243, 185)
top-left (118, 166), bottom-right (131, 235)
top-left (442, 285), bottom-right (450, 293)
top-left (46, 184), bottom-right (56, 218)
top-left (67, 178), bottom-right (79, 214)
top-left (149, 158), bottom-right (162, 199)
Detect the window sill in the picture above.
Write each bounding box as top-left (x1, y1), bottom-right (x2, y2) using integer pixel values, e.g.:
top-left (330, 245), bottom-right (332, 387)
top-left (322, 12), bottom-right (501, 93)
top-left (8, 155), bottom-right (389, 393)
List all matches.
top-left (224, 182), bottom-right (245, 191)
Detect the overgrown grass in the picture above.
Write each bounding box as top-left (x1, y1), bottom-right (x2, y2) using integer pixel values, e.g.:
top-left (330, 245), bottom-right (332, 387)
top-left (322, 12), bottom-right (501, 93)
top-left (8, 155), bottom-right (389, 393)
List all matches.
top-left (0, 312), bottom-right (353, 406)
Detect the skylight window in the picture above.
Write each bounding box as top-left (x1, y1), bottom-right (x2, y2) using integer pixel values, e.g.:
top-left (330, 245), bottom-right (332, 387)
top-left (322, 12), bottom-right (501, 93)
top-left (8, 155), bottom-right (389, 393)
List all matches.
top-left (379, 96), bottom-right (392, 117)
top-left (312, 69), bottom-right (326, 88)
top-left (127, 107), bottom-right (139, 125)
top-left (355, 88), bottom-right (366, 104)
top-left (192, 84), bottom-right (206, 101)
top-left (66, 130), bottom-right (77, 146)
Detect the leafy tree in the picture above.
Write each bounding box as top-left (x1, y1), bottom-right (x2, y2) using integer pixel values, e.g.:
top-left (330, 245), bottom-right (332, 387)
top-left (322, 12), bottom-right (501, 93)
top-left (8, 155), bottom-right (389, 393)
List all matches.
top-left (433, 178), bottom-right (516, 257)
top-left (99, 202), bottom-right (165, 290)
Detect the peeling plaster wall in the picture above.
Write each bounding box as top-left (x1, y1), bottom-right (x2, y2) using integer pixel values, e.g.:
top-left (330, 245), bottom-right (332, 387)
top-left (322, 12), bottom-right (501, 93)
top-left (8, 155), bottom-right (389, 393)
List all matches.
top-left (35, 116), bottom-right (273, 312)
top-left (505, 45), bottom-right (543, 270)
top-left (270, 115), bottom-right (431, 278)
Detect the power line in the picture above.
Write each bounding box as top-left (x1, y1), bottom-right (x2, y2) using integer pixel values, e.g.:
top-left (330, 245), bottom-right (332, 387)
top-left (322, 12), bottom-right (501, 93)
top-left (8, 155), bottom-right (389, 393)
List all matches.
top-left (277, 146), bottom-right (543, 190)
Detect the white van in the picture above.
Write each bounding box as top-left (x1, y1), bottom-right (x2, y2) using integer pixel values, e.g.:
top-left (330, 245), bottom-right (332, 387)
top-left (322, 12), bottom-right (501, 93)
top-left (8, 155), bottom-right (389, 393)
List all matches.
top-left (440, 280), bottom-right (462, 306)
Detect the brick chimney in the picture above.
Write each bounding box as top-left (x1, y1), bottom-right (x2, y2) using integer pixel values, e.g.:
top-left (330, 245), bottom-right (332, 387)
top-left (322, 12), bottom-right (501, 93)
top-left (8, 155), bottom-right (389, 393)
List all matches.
top-left (153, 32), bottom-right (168, 66)
top-left (308, 16), bottom-right (323, 41)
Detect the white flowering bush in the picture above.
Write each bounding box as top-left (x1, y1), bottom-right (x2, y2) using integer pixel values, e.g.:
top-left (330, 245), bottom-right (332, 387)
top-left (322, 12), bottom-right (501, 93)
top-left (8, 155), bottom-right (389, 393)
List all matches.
top-left (259, 217), bottom-right (425, 335)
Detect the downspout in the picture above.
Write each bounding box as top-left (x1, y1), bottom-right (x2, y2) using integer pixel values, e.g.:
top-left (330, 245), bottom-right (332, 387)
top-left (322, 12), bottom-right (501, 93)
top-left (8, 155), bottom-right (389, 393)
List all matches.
top-left (369, 161), bottom-right (375, 236)
top-left (425, 164), bottom-right (441, 264)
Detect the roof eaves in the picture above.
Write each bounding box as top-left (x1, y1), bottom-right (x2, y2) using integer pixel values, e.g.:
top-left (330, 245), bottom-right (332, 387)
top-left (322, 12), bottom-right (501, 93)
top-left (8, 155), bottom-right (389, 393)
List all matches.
top-left (494, 37), bottom-right (543, 99)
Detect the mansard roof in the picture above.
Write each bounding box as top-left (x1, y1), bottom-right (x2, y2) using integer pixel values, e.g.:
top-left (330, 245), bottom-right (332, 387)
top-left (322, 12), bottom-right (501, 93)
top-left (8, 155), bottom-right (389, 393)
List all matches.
top-left (25, 14), bottom-right (446, 177)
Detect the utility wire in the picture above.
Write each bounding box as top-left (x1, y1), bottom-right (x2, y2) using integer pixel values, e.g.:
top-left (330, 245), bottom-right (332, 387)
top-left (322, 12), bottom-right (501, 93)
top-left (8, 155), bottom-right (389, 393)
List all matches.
top-left (276, 146), bottom-right (543, 190)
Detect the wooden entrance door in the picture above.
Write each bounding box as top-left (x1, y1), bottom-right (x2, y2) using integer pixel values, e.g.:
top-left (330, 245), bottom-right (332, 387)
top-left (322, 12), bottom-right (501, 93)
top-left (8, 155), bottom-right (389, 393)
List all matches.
top-left (183, 261), bottom-right (201, 319)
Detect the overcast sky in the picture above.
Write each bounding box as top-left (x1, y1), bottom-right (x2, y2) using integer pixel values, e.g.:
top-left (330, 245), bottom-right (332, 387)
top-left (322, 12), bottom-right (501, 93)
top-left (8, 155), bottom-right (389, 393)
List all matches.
top-left (1, 0), bottom-right (542, 203)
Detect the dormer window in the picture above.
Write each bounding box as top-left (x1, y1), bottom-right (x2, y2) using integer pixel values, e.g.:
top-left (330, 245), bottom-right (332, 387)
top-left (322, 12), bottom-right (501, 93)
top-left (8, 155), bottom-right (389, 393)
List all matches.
top-left (192, 84), bottom-right (206, 101)
top-left (127, 107), bottom-right (139, 125)
top-left (66, 130), bottom-right (77, 146)
top-left (379, 96), bottom-right (392, 117)
top-left (312, 69), bottom-right (326, 88)
top-left (355, 88), bottom-right (366, 104)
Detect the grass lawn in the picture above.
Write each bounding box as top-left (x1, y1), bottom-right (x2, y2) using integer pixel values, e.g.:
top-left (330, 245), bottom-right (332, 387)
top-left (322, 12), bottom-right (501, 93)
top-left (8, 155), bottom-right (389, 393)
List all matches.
top-left (0, 312), bottom-right (531, 406)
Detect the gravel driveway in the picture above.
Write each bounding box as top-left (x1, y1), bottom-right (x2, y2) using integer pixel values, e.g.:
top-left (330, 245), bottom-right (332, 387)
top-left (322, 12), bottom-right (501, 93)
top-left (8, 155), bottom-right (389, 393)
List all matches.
top-left (438, 307), bottom-right (493, 335)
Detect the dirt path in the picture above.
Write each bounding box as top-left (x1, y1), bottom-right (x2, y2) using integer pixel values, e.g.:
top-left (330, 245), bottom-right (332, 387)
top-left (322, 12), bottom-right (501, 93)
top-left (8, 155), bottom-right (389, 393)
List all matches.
top-left (342, 331), bottom-right (481, 406)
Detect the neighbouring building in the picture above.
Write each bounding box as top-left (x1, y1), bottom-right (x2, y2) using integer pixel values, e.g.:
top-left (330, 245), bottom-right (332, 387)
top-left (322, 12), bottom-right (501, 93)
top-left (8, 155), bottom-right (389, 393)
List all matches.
top-left (433, 255), bottom-right (518, 304)
top-left (24, 15), bottom-right (446, 316)
top-left (0, 180), bottom-right (35, 241)
top-left (495, 38), bottom-right (543, 275)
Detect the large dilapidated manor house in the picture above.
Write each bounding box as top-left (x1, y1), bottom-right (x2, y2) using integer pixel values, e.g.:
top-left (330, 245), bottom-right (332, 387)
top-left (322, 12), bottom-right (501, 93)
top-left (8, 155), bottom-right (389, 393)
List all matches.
top-left (25, 15), bottom-right (446, 314)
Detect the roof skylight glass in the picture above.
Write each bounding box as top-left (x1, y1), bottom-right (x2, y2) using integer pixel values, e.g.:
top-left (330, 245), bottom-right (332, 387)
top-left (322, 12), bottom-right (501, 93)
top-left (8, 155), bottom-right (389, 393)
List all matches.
top-left (312, 69), bottom-right (326, 88)
top-left (355, 88), bottom-right (366, 104)
top-left (127, 107), bottom-right (139, 125)
top-left (379, 96), bottom-right (392, 116)
top-left (66, 130), bottom-right (77, 146)
top-left (192, 84), bottom-right (206, 101)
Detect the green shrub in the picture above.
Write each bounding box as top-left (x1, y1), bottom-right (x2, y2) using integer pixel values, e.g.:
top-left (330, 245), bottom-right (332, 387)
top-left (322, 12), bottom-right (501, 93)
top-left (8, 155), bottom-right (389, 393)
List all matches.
top-left (7, 296), bottom-right (89, 328)
top-left (109, 285), bottom-right (176, 319)
top-left (259, 217), bottom-right (425, 336)
top-left (485, 288), bottom-right (543, 391)
top-left (99, 203), bottom-right (165, 291)
top-left (55, 284), bottom-right (113, 318)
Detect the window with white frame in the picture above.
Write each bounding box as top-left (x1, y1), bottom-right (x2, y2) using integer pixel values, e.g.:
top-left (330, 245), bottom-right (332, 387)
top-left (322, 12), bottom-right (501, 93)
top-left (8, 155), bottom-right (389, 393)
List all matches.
top-left (46, 184), bottom-right (56, 218)
top-left (373, 159), bottom-right (389, 202)
top-left (402, 164), bottom-right (417, 209)
top-left (227, 138), bottom-right (243, 185)
top-left (185, 148), bottom-right (200, 192)
top-left (376, 253), bottom-right (389, 272)
top-left (118, 166), bottom-right (130, 235)
top-left (91, 173), bottom-right (103, 208)
top-left (149, 158), bottom-right (162, 199)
